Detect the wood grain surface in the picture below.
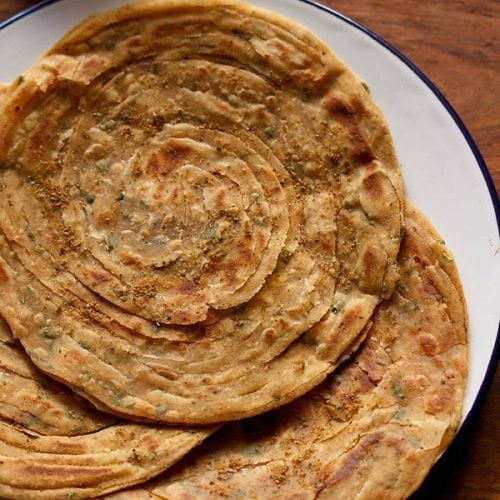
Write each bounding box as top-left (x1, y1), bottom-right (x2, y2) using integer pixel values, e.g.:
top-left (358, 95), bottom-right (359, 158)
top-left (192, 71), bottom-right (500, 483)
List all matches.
top-left (0, 1), bottom-right (498, 498)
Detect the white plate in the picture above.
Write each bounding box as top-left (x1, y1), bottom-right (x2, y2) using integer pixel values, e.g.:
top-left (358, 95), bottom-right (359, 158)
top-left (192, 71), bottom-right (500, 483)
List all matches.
top-left (1, 0), bottom-right (498, 423)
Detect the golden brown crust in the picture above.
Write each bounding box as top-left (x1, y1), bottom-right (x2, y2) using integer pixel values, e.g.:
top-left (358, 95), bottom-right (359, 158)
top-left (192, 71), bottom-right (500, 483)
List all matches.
top-left (108, 204), bottom-right (467, 499)
top-left (0, 317), bottom-right (215, 500)
top-left (0, 0), bottom-right (403, 424)
top-left (0, 316), bottom-right (114, 436)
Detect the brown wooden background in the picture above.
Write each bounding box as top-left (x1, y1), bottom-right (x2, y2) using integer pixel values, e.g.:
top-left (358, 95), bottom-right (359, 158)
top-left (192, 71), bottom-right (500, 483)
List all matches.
top-left (1, 0), bottom-right (498, 498)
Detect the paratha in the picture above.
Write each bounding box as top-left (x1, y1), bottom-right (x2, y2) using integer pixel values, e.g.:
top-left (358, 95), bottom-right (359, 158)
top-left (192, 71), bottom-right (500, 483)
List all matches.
top-left (106, 204), bottom-right (467, 499)
top-left (0, 315), bottom-right (214, 500)
top-left (0, 0), bottom-right (403, 424)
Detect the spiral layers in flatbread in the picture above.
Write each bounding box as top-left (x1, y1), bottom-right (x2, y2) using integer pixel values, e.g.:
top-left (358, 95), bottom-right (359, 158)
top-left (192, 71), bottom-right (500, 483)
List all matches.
top-left (107, 204), bottom-right (467, 499)
top-left (0, 316), bottom-right (213, 500)
top-left (0, 0), bottom-right (403, 424)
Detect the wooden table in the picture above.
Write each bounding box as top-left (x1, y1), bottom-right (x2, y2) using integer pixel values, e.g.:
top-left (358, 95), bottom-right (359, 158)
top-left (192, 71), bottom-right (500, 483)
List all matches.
top-left (0, 1), bottom-right (498, 498)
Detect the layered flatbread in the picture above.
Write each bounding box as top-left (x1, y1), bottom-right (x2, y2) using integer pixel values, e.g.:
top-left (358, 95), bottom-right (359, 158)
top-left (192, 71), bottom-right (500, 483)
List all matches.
top-left (0, 316), bottom-right (214, 500)
top-left (0, 0), bottom-right (403, 424)
top-left (106, 204), bottom-right (467, 499)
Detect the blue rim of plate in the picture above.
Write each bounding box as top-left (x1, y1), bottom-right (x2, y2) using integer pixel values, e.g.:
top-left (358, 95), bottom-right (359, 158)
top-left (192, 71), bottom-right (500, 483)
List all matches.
top-left (1, 0), bottom-right (497, 236)
top-left (1, 0), bottom-right (499, 482)
top-left (297, 1), bottom-right (500, 418)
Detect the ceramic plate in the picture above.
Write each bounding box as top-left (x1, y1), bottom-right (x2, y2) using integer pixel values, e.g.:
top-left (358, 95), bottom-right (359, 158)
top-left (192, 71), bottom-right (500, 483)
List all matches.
top-left (1, 0), bottom-right (498, 426)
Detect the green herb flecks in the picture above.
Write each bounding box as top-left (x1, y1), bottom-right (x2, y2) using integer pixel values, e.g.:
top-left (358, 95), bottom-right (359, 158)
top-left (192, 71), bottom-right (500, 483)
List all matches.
top-left (96, 159), bottom-right (110, 173)
top-left (391, 380), bottom-right (405, 399)
top-left (280, 249), bottom-right (291, 264)
top-left (118, 109), bottom-right (131, 121)
top-left (106, 236), bottom-right (117, 252)
top-left (78, 340), bottom-right (91, 351)
top-left (264, 126), bottom-right (274, 138)
top-left (155, 404), bottom-right (168, 418)
top-left (104, 36), bottom-right (119, 51)
top-left (111, 393), bottom-right (126, 407)
top-left (100, 119), bottom-right (117, 132)
top-left (38, 327), bottom-right (60, 339)
top-left (331, 301), bottom-right (345, 314)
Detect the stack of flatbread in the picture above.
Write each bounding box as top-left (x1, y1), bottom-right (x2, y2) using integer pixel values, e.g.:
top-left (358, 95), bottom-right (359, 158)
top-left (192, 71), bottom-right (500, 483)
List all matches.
top-left (0, 1), bottom-right (467, 498)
